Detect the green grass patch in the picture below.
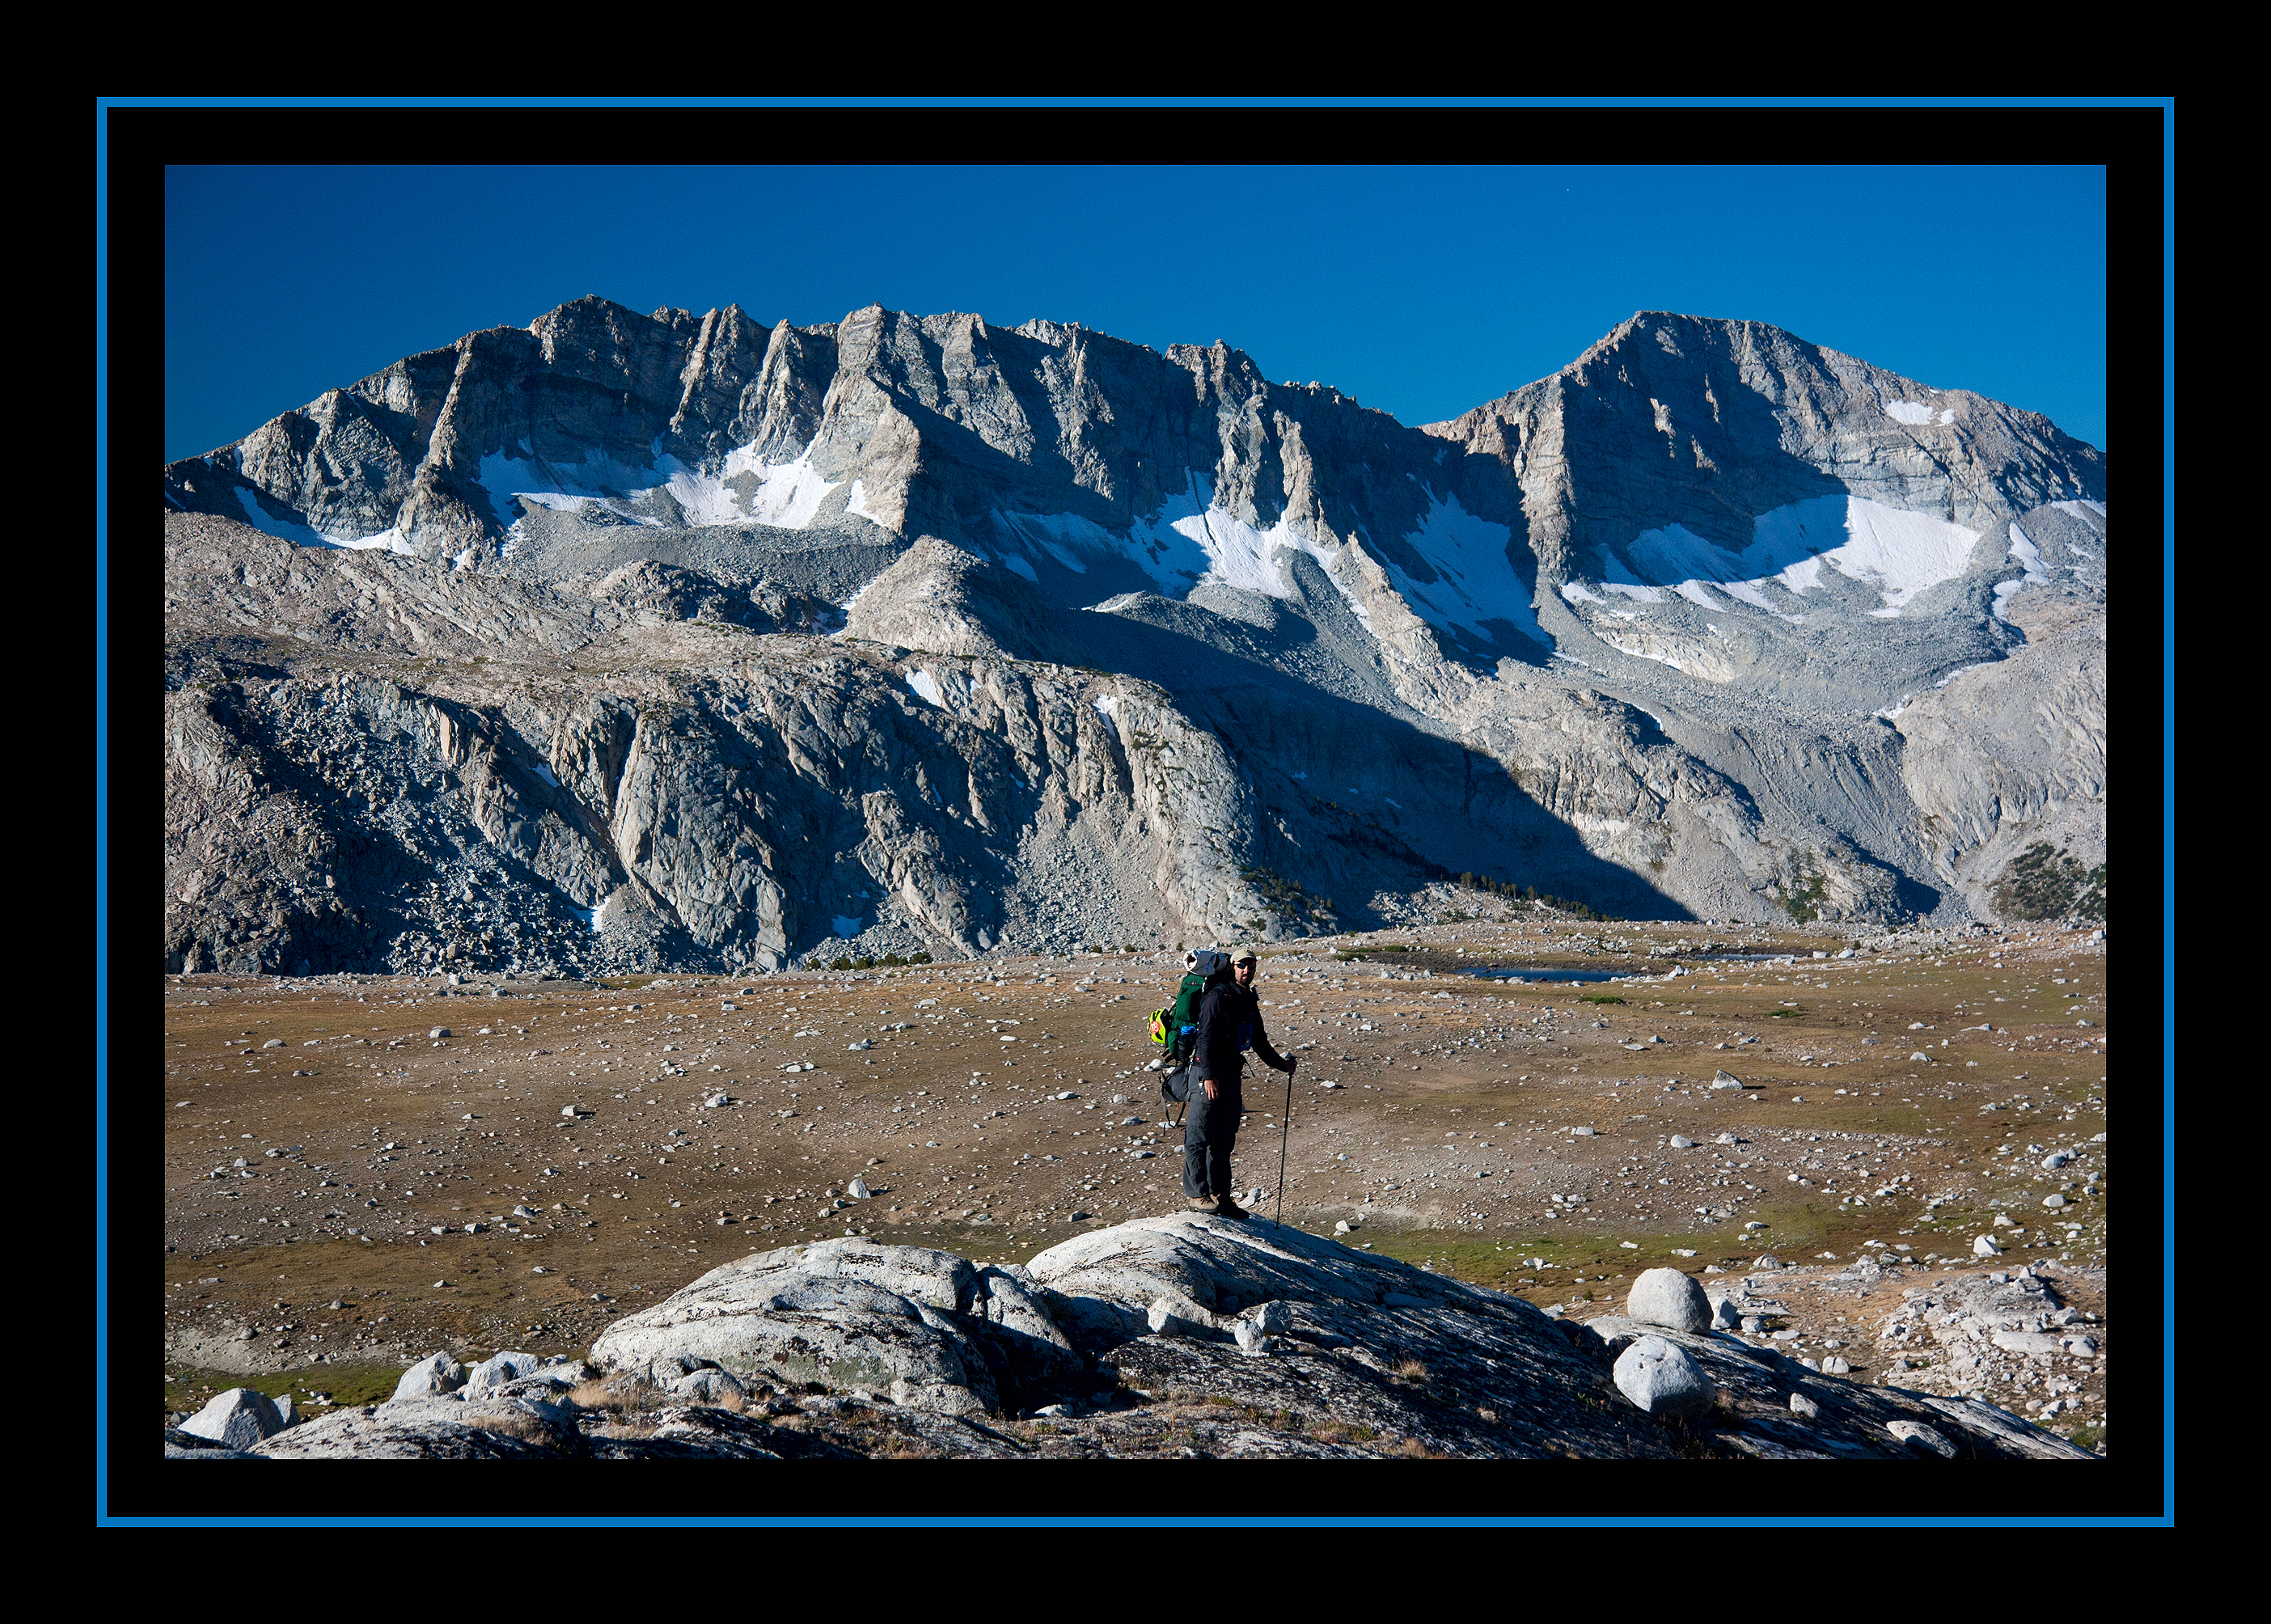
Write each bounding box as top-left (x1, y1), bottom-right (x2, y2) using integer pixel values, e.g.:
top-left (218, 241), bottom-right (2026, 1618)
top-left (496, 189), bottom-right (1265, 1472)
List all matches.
top-left (165, 1359), bottom-right (408, 1420)
top-left (2066, 1423), bottom-right (2105, 1452)
top-left (1581, 994), bottom-right (1628, 1005)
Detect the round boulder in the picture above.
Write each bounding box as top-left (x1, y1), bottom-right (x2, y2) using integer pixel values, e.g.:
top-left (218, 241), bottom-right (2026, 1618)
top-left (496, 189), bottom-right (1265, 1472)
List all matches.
top-left (1626, 1267), bottom-right (1713, 1333)
top-left (1613, 1335), bottom-right (1715, 1418)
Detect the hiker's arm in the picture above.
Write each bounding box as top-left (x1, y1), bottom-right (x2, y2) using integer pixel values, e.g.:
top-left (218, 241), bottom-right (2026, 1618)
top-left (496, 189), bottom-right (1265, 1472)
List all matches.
top-left (1192, 987), bottom-right (1226, 1099)
top-left (1252, 1017), bottom-right (1292, 1073)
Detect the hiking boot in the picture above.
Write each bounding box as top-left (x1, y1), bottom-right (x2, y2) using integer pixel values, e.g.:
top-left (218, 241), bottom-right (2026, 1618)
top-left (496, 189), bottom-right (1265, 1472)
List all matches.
top-left (1186, 1196), bottom-right (1218, 1212)
top-left (1212, 1197), bottom-right (1250, 1221)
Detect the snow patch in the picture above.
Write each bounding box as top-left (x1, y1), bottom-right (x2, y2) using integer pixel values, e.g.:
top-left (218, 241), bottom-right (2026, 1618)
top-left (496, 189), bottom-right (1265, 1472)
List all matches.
top-left (533, 761), bottom-right (560, 788)
top-left (846, 480), bottom-right (886, 526)
top-left (1601, 552), bottom-right (1666, 603)
top-left (1382, 493), bottom-right (1545, 646)
top-left (1560, 581), bottom-right (1608, 605)
top-left (233, 487), bottom-right (409, 553)
top-left (1607, 497), bottom-right (1980, 620)
top-left (1884, 400), bottom-right (1936, 425)
top-left (1992, 520), bottom-right (2055, 623)
top-left (999, 552), bottom-right (1039, 582)
top-left (995, 512), bottom-right (1091, 575)
top-left (1090, 696), bottom-right (1122, 742)
top-left (1934, 662), bottom-right (1996, 687)
top-left (906, 670), bottom-right (945, 708)
top-left (1116, 475), bottom-right (1377, 628)
top-left (476, 442), bottom-right (843, 532)
top-left (2006, 522), bottom-right (2050, 583)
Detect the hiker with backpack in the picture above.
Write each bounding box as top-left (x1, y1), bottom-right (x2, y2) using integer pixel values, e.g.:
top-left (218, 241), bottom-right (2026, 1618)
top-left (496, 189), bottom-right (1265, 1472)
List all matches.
top-left (1180, 946), bottom-right (1295, 1220)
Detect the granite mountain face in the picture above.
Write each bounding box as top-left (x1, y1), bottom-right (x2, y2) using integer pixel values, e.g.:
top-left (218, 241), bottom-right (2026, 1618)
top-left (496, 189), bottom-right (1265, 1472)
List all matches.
top-left (162, 300), bottom-right (2107, 976)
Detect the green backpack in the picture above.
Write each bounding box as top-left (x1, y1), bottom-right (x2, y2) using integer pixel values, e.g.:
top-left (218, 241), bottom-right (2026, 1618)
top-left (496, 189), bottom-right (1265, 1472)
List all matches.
top-left (1147, 951), bottom-right (1226, 1060)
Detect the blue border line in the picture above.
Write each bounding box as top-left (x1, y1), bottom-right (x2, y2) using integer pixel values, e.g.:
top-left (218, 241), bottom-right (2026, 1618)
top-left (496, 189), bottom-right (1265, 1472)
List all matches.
top-left (97, 1515), bottom-right (2175, 1528)
top-left (95, 99), bottom-right (112, 1523)
top-left (101, 94), bottom-right (2170, 110)
top-left (2159, 100), bottom-right (2176, 1520)
top-left (108, 93), bottom-right (2167, 1527)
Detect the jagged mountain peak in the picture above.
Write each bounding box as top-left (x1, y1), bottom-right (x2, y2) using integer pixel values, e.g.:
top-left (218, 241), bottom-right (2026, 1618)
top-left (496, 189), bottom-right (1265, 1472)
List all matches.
top-left (163, 296), bottom-right (2106, 977)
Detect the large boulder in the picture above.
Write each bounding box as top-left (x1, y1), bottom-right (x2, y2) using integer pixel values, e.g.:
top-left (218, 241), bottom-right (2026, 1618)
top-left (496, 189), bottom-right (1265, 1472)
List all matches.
top-left (463, 1350), bottom-right (546, 1392)
top-left (392, 1351), bottom-right (468, 1401)
top-left (1614, 1335), bottom-right (1715, 1418)
top-left (177, 1387), bottom-right (286, 1450)
top-left (1626, 1267), bottom-right (1714, 1333)
top-left (591, 1240), bottom-right (1004, 1415)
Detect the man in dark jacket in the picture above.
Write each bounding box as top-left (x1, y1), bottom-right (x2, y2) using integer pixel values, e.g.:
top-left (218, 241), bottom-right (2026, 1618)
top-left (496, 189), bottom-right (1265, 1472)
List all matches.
top-left (1182, 945), bottom-right (1296, 1220)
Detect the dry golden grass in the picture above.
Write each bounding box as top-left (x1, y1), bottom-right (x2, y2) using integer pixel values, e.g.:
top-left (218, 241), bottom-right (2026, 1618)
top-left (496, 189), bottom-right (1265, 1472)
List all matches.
top-left (567, 1377), bottom-right (669, 1417)
top-left (1388, 1435), bottom-right (1448, 1458)
top-left (1393, 1358), bottom-right (1432, 1384)
top-left (474, 1409), bottom-right (570, 1451)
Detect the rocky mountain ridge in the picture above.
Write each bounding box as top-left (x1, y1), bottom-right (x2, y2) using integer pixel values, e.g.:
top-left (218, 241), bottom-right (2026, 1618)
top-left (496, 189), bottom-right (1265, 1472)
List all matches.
top-left (163, 301), bottom-right (2108, 976)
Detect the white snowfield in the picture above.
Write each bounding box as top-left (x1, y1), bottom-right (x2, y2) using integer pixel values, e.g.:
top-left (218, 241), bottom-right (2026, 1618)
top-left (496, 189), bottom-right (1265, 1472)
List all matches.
top-left (1882, 400), bottom-right (1956, 426)
top-left (992, 473), bottom-right (1376, 628)
top-left (233, 488), bottom-right (410, 554)
top-left (995, 473), bottom-right (1554, 647)
top-left (476, 442), bottom-right (843, 534)
top-left (1578, 497), bottom-right (1985, 622)
top-left (904, 670), bottom-right (945, 708)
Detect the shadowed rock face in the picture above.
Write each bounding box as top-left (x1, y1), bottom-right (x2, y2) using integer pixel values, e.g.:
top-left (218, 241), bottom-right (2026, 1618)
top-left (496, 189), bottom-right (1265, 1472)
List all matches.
top-left (173, 1224), bottom-right (2095, 1463)
top-left (561, 1215), bottom-right (2091, 1461)
top-left (163, 302), bottom-right (2107, 971)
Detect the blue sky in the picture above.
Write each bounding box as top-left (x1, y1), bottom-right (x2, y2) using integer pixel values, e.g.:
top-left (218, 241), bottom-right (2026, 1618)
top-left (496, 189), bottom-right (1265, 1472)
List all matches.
top-left (164, 165), bottom-right (2107, 463)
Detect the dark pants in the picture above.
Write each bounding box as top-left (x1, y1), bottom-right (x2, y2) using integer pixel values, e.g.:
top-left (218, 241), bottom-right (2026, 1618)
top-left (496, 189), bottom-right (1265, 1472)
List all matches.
top-left (1182, 1072), bottom-right (1242, 1200)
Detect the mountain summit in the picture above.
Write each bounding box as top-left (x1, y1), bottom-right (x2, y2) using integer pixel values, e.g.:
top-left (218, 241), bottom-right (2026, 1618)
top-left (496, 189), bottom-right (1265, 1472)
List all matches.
top-left (163, 301), bottom-right (2106, 975)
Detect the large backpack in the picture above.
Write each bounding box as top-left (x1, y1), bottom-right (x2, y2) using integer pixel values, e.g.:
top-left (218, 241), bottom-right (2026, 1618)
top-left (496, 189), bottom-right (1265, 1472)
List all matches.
top-left (1152, 952), bottom-right (1230, 1119)
top-left (1148, 951), bottom-right (1226, 1062)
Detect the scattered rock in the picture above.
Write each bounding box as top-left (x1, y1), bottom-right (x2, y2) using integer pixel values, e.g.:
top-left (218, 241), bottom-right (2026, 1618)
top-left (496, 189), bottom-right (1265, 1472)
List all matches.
top-left (178, 1387), bottom-right (287, 1449)
top-left (1626, 1267), bottom-right (1713, 1334)
top-left (463, 1351), bottom-right (546, 1392)
top-left (1613, 1335), bottom-right (1715, 1418)
top-left (392, 1351), bottom-right (468, 1401)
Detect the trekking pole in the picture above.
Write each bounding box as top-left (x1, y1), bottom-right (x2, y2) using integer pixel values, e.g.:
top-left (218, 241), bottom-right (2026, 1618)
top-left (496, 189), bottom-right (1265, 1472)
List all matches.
top-left (1275, 1059), bottom-right (1295, 1228)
